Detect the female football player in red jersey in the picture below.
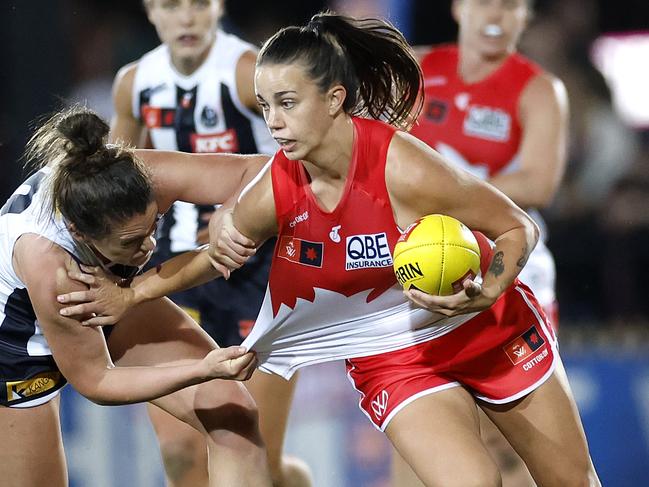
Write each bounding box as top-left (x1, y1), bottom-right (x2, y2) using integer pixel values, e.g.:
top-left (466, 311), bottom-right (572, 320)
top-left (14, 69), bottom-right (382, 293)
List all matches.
top-left (59, 12), bottom-right (599, 487)
top-left (0, 106), bottom-right (272, 487)
top-left (111, 1), bottom-right (311, 485)
top-left (406, 0), bottom-right (569, 484)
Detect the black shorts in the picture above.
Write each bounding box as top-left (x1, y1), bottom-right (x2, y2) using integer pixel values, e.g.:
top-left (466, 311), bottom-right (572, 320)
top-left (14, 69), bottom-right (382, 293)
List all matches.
top-left (149, 239), bottom-right (275, 347)
top-left (0, 343), bottom-right (67, 408)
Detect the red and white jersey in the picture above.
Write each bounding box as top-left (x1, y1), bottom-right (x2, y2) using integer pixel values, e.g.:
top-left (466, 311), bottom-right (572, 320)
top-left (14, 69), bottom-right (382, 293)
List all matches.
top-left (411, 45), bottom-right (541, 179)
top-left (242, 117), bottom-right (492, 378)
top-left (411, 45), bottom-right (557, 314)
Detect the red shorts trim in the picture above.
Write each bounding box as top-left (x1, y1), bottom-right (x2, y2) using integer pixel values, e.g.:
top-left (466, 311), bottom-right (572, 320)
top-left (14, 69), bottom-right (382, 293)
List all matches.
top-left (345, 284), bottom-right (558, 431)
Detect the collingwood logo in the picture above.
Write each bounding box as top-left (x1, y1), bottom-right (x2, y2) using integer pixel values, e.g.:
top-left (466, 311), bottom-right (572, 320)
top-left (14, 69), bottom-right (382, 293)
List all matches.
top-left (345, 232), bottom-right (393, 270)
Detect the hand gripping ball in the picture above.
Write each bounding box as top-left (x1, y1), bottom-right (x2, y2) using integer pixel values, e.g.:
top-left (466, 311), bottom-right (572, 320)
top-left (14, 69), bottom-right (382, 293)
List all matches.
top-left (393, 214), bottom-right (481, 295)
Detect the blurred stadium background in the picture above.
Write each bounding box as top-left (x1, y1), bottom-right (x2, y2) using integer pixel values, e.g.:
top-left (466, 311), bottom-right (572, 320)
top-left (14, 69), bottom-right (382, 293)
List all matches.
top-left (2, 1), bottom-right (649, 485)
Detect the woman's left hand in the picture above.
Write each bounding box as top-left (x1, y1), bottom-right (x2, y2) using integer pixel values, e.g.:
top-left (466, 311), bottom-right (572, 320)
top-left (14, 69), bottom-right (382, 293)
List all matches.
top-left (208, 209), bottom-right (256, 279)
top-left (403, 279), bottom-right (499, 317)
top-left (57, 265), bottom-right (136, 326)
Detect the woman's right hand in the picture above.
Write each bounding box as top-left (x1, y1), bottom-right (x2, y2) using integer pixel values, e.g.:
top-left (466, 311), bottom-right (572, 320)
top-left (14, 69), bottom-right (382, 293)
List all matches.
top-left (57, 264), bottom-right (135, 326)
top-left (202, 346), bottom-right (258, 380)
top-left (208, 209), bottom-right (257, 279)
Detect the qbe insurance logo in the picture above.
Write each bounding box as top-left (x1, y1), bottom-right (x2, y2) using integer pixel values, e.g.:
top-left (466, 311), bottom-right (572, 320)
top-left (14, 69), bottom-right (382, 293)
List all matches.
top-left (345, 232), bottom-right (393, 271)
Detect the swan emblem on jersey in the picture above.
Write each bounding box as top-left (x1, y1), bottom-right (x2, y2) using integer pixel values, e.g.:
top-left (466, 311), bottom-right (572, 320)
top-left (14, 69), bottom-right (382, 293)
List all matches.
top-left (371, 390), bottom-right (389, 418)
top-left (455, 92), bottom-right (470, 111)
top-left (329, 225), bottom-right (341, 243)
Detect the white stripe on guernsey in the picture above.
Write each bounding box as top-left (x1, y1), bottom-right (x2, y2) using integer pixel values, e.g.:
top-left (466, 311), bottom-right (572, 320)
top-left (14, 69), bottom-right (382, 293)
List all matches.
top-left (149, 128), bottom-right (179, 151)
top-left (27, 321), bottom-right (52, 356)
top-left (13, 184), bottom-right (32, 196)
top-left (169, 202), bottom-right (200, 253)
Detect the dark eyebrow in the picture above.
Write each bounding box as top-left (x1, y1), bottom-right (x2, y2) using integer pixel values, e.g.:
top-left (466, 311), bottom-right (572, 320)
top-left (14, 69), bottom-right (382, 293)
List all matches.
top-left (119, 215), bottom-right (159, 244)
top-left (274, 91), bottom-right (297, 98)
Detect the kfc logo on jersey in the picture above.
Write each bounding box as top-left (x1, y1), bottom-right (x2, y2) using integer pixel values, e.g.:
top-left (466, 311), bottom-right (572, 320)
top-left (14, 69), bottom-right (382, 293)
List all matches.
top-left (190, 129), bottom-right (240, 153)
top-left (464, 106), bottom-right (511, 141)
top-left (277, 236), bottom-right (323, 268)
top-left (504, 325), bottom-right (546, 365)
top-left (345, 233), bottom-right (393, 270)
top-left (371, 390), bottom-right (389, 419)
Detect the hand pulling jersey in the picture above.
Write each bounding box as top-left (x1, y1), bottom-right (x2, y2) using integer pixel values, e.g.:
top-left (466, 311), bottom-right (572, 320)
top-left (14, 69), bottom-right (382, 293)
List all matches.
top-left (243, 117), bottom-right (493, 378)
top-left (132, 30), bottom-right (277, 255)
top-left (410, 45), bottom-right (557, 312)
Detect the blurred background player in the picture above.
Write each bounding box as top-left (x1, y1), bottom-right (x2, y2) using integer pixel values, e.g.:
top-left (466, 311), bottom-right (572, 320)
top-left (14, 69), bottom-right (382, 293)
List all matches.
top-left (109, 1), bottom-right (311, 486)
top-left (403, 0), bottom-right (568, 485)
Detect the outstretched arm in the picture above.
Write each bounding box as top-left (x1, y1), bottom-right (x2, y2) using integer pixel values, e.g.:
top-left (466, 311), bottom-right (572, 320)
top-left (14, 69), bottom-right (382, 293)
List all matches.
top-left (135, 149), bottom-right (271, 212)
top-left (15, 236), bottom-right (256, 405)
top-left (56, 153), bottom-right (272, 323)
top-left (58, 247), bottom-right (220, 326)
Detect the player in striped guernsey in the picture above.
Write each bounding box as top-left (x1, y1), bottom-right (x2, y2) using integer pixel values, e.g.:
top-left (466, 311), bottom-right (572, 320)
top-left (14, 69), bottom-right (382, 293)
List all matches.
top-left (110, 1), bottom-right (310, 486)
top-left (0, 106), bottom-right (272, 486)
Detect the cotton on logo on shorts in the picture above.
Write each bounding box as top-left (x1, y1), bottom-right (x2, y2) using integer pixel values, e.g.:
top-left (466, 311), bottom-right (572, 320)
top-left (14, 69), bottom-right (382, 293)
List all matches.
top-left (371, 390), bottom-right (389, 419)
top-left (503, 325), bottom-right (546, 365)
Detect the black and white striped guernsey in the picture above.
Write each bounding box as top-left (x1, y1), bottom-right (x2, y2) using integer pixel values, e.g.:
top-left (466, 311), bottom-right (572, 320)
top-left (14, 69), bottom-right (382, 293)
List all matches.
top-left (132, 30), bottom-right (277, 255)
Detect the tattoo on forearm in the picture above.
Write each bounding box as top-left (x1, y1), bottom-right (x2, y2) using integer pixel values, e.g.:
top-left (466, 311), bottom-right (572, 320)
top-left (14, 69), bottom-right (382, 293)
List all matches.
top-left (488, 251), bottom-right (505, 277)
top-left (516, 244), bottom-right (529, 268)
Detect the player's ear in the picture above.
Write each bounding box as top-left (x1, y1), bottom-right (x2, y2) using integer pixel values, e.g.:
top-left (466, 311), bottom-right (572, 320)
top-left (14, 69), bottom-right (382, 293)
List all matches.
top-left (66, 222), bottom-right (87, 242)
top-left (327, 84), bottom-right (347, 116)
top-left (143, 0), bottom-right (156, 24)
top-left (451, 0), bottom-right (463, 24)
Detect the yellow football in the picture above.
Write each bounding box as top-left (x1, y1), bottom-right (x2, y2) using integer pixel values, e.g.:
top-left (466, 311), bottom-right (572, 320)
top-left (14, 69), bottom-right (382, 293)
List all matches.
top-left (393, 214), bottom-right (481, 295)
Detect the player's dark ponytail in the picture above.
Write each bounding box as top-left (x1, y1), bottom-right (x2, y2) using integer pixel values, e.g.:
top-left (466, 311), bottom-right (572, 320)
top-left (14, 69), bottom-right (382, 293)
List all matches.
top-left (258, 11), bottom-right (423, 130)
top-left (26, 106), bottom-right (153, 239)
